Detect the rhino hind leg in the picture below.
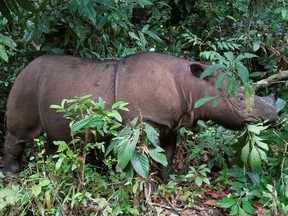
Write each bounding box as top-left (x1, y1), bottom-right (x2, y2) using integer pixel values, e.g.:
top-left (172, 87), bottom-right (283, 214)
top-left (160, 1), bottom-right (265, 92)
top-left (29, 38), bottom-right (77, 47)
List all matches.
top-left (45, 138), bottom-right (58, 155)
top-left (159, 132), bottom-right (177, 180)
top-left (3, 132), bottom-right (27, 174)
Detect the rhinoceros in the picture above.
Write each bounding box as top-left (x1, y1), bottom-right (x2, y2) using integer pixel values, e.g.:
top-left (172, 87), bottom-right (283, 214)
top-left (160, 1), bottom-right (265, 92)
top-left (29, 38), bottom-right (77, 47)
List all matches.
top-left (3, 52), bottom-right (277, 177)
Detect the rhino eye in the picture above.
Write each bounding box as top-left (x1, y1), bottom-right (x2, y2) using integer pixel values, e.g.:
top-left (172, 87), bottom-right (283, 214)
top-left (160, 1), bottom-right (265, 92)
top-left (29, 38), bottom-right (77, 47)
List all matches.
top-left (237, 96), bottom-right (245, 103)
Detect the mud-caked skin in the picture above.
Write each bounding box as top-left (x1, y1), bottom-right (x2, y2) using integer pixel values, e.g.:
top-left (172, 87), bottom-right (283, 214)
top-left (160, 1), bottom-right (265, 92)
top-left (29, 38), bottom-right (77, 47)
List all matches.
top-left (3, 52), bottom-right (278, 177)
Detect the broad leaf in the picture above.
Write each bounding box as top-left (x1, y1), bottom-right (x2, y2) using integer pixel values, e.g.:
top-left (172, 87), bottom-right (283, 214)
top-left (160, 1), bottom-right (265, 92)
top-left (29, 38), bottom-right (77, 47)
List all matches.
top-left (239, 207), bottom-right (248, 216)
top-left (241, 199), bottom-right (255, 214)
top-left (227, 76), bottom-right (237, 98)
top-left (117, 129), bottom-right (140, 170)
top-left (32, 184), bottom-right (41, 197)
top-left (200, 64), bottom-right (224, 79)
top-left (241, 143), bottom-right (250, 164)
top-left (217, 197), bottom-right (236, 208)
top-left (194, 96), bottom-right (217, 109)
top-left (255, 139), bottom-right (269, 151)
top-left (247, 124), bottom-right (269, 135)
top-left (253, 42), bottom-right (261, 52)
top-left (15, 0), bottom-right (37, 13)
top-left (250, 146), bottom-right (262, 171)
top-left (71, 116), bottom-right (99, 133)
top-left (144, 124), bottom-right (159, 146)
top-left (215, 73), bottom-right (226, 90)
top-left (148, 146), bottom-right (167, 166)
top-left (143, 30), bottom-right (162, 42)
top-left (0, 45), bottom-right (8, 62)
top-left (131, 152), bottom-right (149, 178)
top-left (257, 148), bottom-right (268, 163)
top-left (236, 64), bottom-right (249, 82)
top-left (224, 51), bottom-right (234, 63)
top-left (276, 98), bottom-right (286, 113)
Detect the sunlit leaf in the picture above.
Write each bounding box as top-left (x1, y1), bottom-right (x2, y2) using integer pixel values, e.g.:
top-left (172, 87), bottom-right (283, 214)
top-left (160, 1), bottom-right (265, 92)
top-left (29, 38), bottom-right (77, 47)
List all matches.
top-left (217, 197), bottom-right (236, 208)
top-left (32, 184), bottom-right (41, 197)
top-left (239, 207), bottom-right (248, 216)
top-left (241, 142), bottom-right (250, 164)
top-left (250, 146), bottom-right (262, 171)
top-left (253, 42), bottom-right (261, 52)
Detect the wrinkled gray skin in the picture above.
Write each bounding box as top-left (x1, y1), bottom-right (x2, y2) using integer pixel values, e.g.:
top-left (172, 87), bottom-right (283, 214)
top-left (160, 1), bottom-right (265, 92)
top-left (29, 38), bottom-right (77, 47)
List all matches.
top-left (3, 52), bottom-right (277, 178)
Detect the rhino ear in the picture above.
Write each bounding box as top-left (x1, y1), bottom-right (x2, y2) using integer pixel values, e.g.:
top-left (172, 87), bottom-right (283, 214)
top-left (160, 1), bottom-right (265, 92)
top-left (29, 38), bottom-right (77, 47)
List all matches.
top-left (190, 63), bottom-right (206, 78)
top-left (190, 62), bottom-right (215, 84)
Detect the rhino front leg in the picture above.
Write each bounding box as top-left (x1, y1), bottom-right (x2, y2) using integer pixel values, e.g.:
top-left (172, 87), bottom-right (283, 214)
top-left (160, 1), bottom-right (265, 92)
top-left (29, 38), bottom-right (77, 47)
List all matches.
top-left (3, 132), bottom-right (26, 174)
top-left (159, 132), bottom-right (177, 180)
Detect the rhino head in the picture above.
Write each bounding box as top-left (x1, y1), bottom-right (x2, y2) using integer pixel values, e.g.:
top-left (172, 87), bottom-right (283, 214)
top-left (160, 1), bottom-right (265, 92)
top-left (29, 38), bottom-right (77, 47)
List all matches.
top-left (189, 63), bottom-right (278, 130)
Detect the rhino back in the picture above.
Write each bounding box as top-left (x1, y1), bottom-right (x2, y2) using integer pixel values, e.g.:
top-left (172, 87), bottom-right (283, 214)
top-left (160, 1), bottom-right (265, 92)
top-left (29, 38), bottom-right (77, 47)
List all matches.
top-left (7, 55), bottom-right (117, 141)
top-left (115, 52), bottom-right (193, 133)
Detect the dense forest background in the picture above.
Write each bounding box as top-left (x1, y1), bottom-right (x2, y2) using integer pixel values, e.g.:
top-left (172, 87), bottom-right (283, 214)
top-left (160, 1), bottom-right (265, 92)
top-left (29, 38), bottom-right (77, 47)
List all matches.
top-left (0, 0), bottom-right (287, 215)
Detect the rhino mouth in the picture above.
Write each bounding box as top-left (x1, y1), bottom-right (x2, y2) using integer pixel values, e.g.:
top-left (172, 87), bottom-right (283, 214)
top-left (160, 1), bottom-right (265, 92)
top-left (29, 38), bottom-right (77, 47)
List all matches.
top-left (244, 111), bottom-right (278, 125)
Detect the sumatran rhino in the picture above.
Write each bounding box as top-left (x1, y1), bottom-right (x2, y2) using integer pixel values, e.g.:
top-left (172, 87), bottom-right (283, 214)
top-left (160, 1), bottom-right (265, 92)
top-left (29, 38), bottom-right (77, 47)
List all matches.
top-left (3, 52), bottom-right (277, 177)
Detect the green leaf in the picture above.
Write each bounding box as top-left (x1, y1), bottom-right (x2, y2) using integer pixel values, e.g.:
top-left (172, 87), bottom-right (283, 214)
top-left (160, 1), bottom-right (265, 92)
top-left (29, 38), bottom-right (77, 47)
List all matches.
top-left (39, 179), bottom-right (50, 187)
top-left (227, 76), bottom-right (237, 98)
top-left (224, 51), bottom-right (234, 63)
top-left (241, 143), bottom-right (250, 164)
top-left (247, 124), bottom-right (268, 135)
top-left (243, 53), bottom-right (258, 59)
top-left (86, 7), bottom-right (97, 25)
top-left (0, 34), bottom-right (16, 49)
top-left (276, 98), bottom-right (286, 113)
top-left (230, 204), bottom-right (238, 215)
top-left (131, 152), bottom-right (149, 178)
top-left (108, 110), bottom-right (122, 122)
top-left (32, 184), bottom-right (41, 197)
top-left (71, 116), bottom-right (98, 133)
top-left (194, 96), bottom-right (217, 109)
top-left (238, 207), bottom-right (248, 216)
top-left (241, 199), bottom-right (254, 214)
top-left (0, 45), bottom-right (8, 62)
top-left (217, 197), bottom-right (237, 208)
top-left (212, 97), bottom-right (219, 108)
top-left (232, 181), bottom-right (243, 194)
top-left (0, 0), bottom-right (13, 22)
top-left (55, 157), bottom-right (64, 170)
top-left (148, 146), bottom-right (167, 166)
top-left (250, 146), bottom-right (262, 171)
top-left (255, 139), bottom-right (269, 151)
top-left (143, 30), bottom-right (162, 42)
top-left (195, 176), bottom-right (203, 186)
top-left (117, 129), bottom-right (140, 170)
top-left (257, 148), bottom-right (268, 163)
top-left (112, 101), bottom-right (129, 110)
top-left (144, 124), bottom-right (159, 146)
top-left (50, 104), bottom-right (62, 109)
top-left (215, 73), bottom-right (226, 90)
top-left (15, 0), bottom-right (37, 13)
top-left (200, 64), bottom-right (224, 79)
top-left (137, 0), bottom-right (154, 7)
top-left (128, 32), bottom-right (140, 41)
top-left (236, 64), bottom-right (249, 82)
top-left (253, 42), bottom-right (261, 52)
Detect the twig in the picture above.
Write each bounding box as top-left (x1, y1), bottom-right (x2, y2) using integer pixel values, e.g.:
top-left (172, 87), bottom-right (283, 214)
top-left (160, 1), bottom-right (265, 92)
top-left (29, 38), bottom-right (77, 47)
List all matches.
top-left (269, 47), bottom-right (288, 65)
top-left (150, 202), bottom-right (182, 212)
top-left (253, 70), bottom-right (288, 90)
